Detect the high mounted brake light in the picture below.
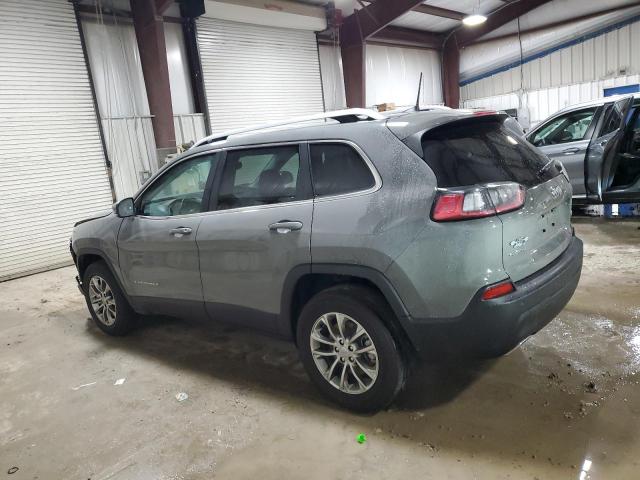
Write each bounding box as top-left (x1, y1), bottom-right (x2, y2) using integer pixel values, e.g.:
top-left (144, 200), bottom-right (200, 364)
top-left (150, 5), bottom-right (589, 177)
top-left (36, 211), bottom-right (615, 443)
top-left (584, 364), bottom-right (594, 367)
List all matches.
top-left (431, 182), bottom-right (525, 222)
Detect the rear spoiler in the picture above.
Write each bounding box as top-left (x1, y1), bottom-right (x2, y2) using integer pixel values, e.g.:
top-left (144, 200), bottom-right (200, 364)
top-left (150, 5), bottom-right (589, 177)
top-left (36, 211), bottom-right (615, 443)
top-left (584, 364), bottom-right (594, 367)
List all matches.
top-left (387, 111), bottom-right (509, 158)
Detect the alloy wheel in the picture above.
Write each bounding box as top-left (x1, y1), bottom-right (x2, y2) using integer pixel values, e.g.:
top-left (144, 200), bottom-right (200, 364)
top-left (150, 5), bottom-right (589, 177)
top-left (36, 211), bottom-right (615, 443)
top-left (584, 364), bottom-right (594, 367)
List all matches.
top-left (88, 275), bottom-right (117, 326)
top-left (310, 312), bottom-right (379, 394)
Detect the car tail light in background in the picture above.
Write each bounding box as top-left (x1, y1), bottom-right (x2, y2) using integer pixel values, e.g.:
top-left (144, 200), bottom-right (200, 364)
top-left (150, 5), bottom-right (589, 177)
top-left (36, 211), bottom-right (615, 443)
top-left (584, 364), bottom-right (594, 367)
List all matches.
top-left (481, 280), bottom-right (515, 300)
top-left (431, 182), bottom-right (525, 222)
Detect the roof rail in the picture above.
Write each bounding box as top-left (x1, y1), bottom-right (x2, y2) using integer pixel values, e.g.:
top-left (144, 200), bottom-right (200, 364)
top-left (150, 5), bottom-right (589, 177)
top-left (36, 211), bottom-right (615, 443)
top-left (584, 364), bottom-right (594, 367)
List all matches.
top-left (191, 108), bottom-right (385, 149)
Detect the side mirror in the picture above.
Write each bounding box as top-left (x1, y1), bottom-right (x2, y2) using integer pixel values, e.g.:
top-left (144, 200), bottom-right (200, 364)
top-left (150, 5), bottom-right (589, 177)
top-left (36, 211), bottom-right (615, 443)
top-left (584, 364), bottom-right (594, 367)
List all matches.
top-left (116, 197), bottom-right (135, 218)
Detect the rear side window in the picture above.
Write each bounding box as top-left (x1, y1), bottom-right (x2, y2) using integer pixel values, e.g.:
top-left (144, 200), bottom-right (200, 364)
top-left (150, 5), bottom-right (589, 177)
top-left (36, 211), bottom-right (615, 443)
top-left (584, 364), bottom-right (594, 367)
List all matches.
top-left (217, 146), bottom-right (301, 210)
top-left (421, 119), bottom-right (560, 188)
top-left (310, 143), bottom-right (375, 197)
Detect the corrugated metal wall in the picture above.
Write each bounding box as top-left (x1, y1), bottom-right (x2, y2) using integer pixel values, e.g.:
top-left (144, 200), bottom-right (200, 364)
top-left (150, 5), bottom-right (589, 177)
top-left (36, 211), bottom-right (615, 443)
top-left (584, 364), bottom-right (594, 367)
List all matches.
top-left (461, 19), bottom-right (640, 125)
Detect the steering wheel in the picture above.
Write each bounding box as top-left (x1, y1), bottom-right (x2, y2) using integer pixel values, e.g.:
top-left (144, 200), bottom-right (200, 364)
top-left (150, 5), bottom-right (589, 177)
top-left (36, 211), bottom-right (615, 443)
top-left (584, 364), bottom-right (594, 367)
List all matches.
top-left (168, 197), bottom-right (201, 216)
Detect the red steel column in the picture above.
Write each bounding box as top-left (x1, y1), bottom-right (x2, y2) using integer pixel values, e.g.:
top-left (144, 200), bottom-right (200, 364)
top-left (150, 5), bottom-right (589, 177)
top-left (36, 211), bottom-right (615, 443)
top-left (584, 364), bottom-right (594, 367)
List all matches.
top-left (341, 42), bottom-right (366, 108)
top-left (442, 35), bottom-right (460, 108)
top-left (131, 0), bottom-right (176, 163)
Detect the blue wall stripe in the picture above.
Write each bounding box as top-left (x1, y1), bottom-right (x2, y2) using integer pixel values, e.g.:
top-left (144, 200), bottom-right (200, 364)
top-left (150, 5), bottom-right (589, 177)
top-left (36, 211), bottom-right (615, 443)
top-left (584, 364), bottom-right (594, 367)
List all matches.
top-left (460, 13), bottom-right (640, 87)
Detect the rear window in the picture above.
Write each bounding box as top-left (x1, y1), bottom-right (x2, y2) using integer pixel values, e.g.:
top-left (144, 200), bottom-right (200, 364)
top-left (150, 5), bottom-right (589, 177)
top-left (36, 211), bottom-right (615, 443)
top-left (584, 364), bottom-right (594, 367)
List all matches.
top-left (421, 118), bottom-right (561, 188)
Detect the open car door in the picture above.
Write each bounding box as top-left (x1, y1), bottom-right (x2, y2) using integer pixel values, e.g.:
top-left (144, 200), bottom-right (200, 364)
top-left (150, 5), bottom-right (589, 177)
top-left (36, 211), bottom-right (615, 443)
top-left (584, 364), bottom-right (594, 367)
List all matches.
top-left (585, 95), bottom-right (635, 203)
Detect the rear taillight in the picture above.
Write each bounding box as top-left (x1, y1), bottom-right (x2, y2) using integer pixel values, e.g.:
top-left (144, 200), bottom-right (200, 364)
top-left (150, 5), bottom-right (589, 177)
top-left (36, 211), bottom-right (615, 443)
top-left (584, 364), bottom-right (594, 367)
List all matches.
top-left (431, 182), bottom-right (525, 222)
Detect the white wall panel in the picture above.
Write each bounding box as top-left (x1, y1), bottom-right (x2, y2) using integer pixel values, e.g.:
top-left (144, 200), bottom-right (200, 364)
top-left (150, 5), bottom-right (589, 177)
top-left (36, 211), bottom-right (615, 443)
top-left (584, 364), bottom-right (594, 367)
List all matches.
top-left (174, 114), bottom-right (207, 147)
top-left (101, 116), bottom-right (157, 199)
top-left (318, 44), bottom-right (347, 112)
top-left (462, 74), bottom-right (640, 126)
top-left (82, 15), bottom-right (158, 200)
top-left (461, 17), bottom-right (640, 125)
top-left (365, 44), bottom-right (442, 107)
top-left (165, 22), bottom-right (196, 115)
top-left (0, 0), bottom-right (113, 281)
top-left (81, 16), bottom-right (150, 117)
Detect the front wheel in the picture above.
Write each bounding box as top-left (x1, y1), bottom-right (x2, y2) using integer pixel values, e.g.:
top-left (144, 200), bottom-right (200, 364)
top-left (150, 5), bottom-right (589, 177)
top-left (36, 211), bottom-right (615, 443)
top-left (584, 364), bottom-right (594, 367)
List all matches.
top-left (296, 285), bottom-right (406, 413)
top-left (83, 261), bottom-right (136, 336)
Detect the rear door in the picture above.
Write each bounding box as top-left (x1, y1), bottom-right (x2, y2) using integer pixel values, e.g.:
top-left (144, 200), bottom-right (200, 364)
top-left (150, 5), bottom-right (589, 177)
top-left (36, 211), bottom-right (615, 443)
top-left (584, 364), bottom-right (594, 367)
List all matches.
top-left (196, 143), bottom-right (313, 333)
top-left (527, 107), bottom-right (599, 197)
top-left (585, 96), bottom-right (634, 202)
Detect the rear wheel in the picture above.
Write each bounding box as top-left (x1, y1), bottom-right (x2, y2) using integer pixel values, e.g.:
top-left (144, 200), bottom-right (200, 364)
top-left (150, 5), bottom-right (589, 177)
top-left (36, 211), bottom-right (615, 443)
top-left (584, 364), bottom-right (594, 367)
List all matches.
top-left (297, 285), bottom-right (406, 413)
top-left (83, 261), bottom-right (136, 336)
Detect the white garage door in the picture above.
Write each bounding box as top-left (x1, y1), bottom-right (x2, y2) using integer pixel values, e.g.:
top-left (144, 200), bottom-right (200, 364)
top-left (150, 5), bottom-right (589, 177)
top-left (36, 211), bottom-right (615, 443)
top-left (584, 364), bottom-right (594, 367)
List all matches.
top-left (196, 18), bottom-right (325, 134)
top-left (0, 0), bottom-right (114, 281)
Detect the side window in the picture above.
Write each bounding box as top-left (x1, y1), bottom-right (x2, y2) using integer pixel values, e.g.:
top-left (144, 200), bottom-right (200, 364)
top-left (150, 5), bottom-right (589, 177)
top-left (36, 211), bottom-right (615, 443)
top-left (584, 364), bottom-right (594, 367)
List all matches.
top-left (600, 100), bottom-right (626, 137)
top-left (310, 143), bottom-right (375, 197)
top-left (529, 108), bottom-right (597, 146)
top-left (623, 108), bottom-right (640, 155)
top-left (139, 154), bottom-right (217, 216)
top-left (217, 145), bottom-right (301, 210)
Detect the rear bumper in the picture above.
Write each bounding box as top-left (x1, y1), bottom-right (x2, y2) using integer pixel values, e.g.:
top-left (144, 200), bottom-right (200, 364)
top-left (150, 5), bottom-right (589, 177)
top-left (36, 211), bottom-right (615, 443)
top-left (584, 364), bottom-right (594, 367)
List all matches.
top-left (402, 236), bottom-right (583, 360)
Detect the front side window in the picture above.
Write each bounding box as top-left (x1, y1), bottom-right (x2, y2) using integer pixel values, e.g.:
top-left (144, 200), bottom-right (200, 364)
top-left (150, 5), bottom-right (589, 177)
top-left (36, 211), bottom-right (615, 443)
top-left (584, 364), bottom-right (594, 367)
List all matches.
top-left (529, 108), bottom-right (596, 146)
top-left (217, 145), bottom-right (301, 210)
top-left (139, 154), bottom-right (217, 216)
top-left (310, 143), bottom-right (375, 197)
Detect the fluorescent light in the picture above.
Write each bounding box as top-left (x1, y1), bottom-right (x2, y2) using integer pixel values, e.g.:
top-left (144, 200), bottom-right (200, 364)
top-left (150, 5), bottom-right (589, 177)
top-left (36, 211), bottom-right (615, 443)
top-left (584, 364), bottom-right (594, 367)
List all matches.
top-left (462, 14), bottom-right (487, 26)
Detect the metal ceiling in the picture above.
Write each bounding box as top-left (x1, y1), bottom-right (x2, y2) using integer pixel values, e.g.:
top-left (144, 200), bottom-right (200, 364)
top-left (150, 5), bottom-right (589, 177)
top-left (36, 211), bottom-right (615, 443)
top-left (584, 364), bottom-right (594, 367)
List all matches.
top-left (299, 0), bottom-right (640, 37)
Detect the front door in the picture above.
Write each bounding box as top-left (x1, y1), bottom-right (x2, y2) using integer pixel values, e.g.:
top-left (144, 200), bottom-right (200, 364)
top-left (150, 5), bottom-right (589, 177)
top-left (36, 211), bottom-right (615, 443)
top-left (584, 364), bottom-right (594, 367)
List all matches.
top-left (118, 153), bottom-right (220, 317)
top-left (585, 96), bottom-right (635, 203)
top-left (197, 144), bottom-right (312, 334)
top-left (528, 106), bottom-right (599, 197)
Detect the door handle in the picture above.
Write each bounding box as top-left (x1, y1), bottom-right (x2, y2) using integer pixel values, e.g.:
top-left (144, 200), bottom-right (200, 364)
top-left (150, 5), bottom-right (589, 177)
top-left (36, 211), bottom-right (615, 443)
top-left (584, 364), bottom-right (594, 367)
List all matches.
top-left (268, 220), bottom-right (303, 234)
top-left (170, 227), bottom-right (192, 236)
top-left (562, 147), bottom-right (580, 155)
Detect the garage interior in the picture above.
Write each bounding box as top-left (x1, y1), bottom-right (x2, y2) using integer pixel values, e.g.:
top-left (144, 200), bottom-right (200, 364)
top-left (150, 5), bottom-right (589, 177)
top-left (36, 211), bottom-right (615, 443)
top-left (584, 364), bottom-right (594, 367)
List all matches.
top-left (1, 0), bottom-right (640, 479)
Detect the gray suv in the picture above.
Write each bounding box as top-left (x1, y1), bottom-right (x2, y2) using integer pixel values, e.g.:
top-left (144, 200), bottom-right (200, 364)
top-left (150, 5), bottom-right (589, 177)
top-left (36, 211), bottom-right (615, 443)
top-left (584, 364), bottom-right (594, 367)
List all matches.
top-left (71, 108), bottom-right (583, 412)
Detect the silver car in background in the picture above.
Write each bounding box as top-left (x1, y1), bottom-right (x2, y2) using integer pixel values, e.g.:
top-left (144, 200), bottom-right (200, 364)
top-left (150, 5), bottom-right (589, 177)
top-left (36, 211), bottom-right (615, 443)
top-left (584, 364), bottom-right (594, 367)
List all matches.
top-left (527, 94), bottom-right (640, 204)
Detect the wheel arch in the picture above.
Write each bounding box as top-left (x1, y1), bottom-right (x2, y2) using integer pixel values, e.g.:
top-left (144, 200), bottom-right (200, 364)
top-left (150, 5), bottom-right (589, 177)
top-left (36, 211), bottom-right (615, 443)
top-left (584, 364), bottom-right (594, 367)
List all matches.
top-left (74, 248), bottom-right (132, 303)
top-left (280, 264), bottom-right (414, 353)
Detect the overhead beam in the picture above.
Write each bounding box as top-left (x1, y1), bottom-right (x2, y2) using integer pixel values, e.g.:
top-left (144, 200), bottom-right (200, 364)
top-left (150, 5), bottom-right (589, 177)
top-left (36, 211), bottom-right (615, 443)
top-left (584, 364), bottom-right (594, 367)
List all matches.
top-left (341, 0), bottom-right (426, 48)
top-left (155, 0), bottom-right (173, 15)
top-left (362, 0), bottom-right (465, 21)
top-left (370, 26), bottom-right (443, 49)
top-left (442, 0), bottom-right (554, 108)
top-left (413, 4), bottom-right (464, 21)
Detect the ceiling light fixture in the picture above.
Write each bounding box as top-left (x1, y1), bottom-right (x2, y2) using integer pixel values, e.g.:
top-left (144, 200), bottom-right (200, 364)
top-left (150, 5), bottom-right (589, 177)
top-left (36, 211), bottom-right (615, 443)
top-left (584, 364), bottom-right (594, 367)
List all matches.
top-left (462, 14), bottom-right (487, 26)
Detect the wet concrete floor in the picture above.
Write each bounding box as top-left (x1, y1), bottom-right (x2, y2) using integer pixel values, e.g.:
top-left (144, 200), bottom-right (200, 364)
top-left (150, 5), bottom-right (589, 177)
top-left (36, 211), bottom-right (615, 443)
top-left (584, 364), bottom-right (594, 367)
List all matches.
top-left (1, 218), bottom-right (639, 479)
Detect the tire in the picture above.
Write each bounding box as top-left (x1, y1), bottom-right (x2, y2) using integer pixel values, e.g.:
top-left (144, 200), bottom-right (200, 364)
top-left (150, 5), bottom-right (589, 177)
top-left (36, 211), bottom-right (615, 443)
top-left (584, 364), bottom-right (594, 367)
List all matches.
top-left (296, 285), bottom-right (406, 413)
top-left (83, 261), bottom-right (136, 336)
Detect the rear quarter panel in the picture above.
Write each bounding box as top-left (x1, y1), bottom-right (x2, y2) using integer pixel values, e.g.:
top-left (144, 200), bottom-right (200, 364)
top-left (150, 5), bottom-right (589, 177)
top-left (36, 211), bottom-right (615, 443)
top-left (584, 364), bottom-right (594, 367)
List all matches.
top-left (310, 126), bottom-right (434, 273)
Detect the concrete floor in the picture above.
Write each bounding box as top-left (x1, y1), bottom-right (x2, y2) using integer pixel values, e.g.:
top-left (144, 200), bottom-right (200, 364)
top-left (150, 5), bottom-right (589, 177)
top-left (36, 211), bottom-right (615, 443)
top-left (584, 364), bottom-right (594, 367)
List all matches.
top-left (1, 218), bottom-right (639, 480)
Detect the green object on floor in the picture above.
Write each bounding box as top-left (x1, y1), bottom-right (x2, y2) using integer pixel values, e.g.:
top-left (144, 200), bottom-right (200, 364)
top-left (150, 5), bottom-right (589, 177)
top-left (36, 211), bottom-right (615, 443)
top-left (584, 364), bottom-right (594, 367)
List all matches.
top-left (357, 433), bottom-right (367, 444)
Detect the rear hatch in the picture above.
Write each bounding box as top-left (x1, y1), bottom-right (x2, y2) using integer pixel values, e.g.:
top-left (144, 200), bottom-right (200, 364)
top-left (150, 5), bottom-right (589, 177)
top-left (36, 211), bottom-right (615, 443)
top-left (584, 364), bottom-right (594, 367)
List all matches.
top-left (391, 113), bottom-right (573, 282)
